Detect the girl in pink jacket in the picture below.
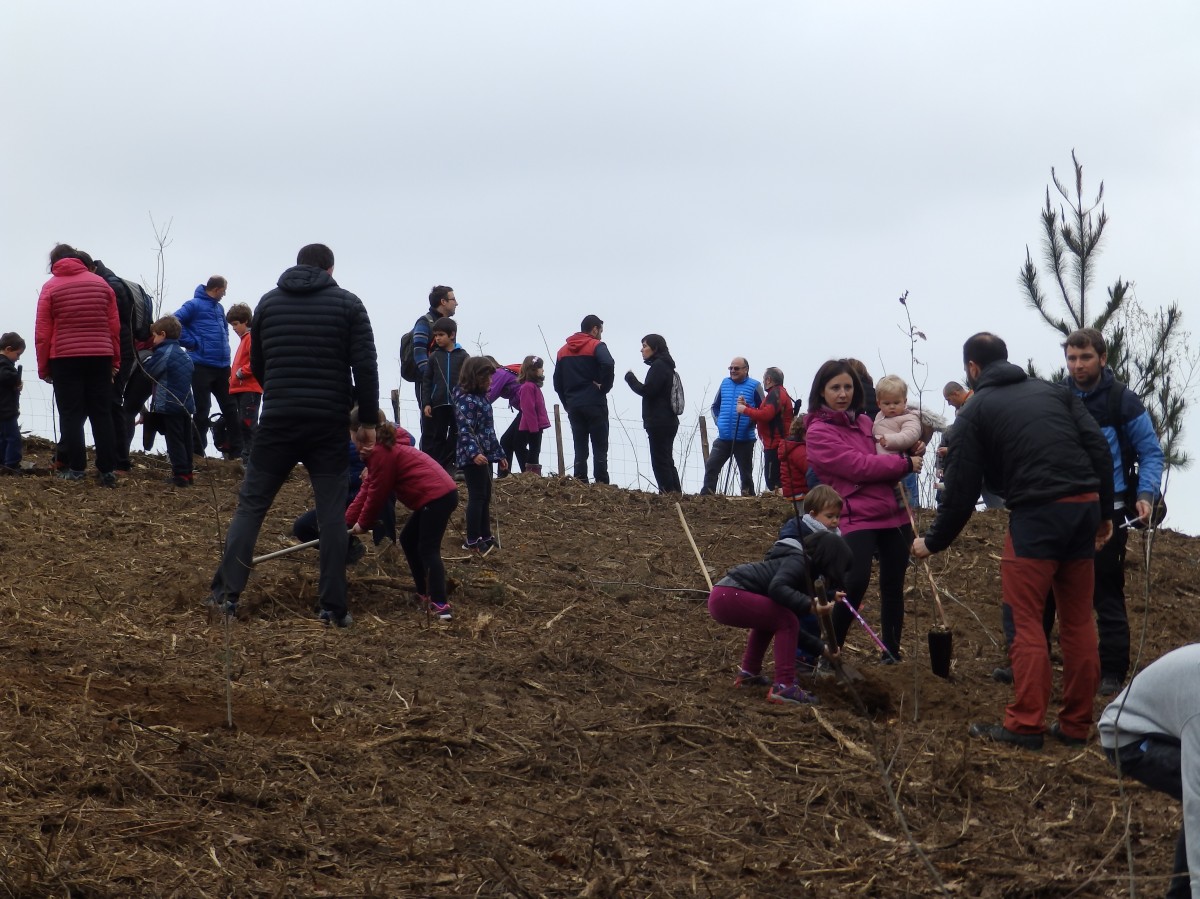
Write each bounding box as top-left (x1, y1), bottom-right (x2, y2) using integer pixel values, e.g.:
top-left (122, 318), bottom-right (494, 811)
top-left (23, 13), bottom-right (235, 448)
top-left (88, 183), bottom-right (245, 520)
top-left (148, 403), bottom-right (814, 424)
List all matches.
top-left (512, 355), bottom-right (550, 474)
top-left (804, 360), bottom-right (924, 663)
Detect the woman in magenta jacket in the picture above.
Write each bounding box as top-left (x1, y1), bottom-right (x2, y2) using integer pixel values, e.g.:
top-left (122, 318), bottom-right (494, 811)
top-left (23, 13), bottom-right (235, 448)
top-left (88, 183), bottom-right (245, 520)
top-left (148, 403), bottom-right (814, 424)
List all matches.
top-left (34, 244), bottom-right (121, 484)
top-left (804, 359), bottom-right (923, 661)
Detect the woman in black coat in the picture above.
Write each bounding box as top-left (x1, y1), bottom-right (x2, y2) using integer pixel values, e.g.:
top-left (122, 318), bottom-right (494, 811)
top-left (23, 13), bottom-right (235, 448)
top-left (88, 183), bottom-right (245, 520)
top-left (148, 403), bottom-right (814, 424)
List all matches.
top-left (624, 333), bottom-right (682, 493)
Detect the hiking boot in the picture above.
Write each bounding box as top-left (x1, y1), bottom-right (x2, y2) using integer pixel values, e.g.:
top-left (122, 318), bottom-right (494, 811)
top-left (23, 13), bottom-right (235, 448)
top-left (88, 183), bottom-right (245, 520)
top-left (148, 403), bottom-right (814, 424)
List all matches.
top-left (318, 609), bottom-right (353, 628)
top-left (1098, 674), bottom-right (1124, 697)
top-left (203, 595), bottom-right (237, 616)
top-left (429, 601), bottom-right (452, 621)
top-left (478, 539), bottom-right (495, 558)
top-left (734, 668), bottom-right (771, 688)
top-left (97, 472), bottom-right (118, 488)
top-left (767, 683), bottom-right (819, 706)
top-left (346, 538), bottom-right (366, 566)
top-left (991, 666), bottom-right (1013, 684)
top-left (968, 722), bottom-right (1043, 750)
top-left (167, 474), bottom-right (193, 487)
top-left (55, 469), bottom-right (86, 482)
top-left (1049, 722), bottom-right (1089, 747)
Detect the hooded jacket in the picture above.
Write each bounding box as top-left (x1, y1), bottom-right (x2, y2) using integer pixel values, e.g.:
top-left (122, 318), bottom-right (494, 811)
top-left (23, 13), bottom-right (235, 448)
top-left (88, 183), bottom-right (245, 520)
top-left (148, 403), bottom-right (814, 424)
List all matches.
top-left (250, 265), bottom-right (379, 425)
top-left (347, 440), bottom-right (457, 529)
top-left (624, 350), bottom-right (679, 428)
top-left (175, 284), bottom-right (231, 368)
top-left (923, 360), bottom-right (1113, 553)
top-left (553, 332), bottom-right (615, 411)
top-left (805, 406), bottom-right (912, 534)
top-left (34, 257), bottom-right (121, 379)
top-left (144, 338), bottom-right (196, 415)
top-left (741, 383), bottom-right (793, 449)
top-left (716, 538), bottom-right (828, 657)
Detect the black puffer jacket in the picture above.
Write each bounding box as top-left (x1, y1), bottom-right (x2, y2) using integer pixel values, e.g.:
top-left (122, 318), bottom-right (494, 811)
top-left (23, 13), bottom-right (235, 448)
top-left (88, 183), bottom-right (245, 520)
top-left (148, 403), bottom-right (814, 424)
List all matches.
top-left (924, 360), bottom-right (1113, 553)
top-left (250, 265), bottom-right (379, 426)
top-left (624, 350), bottom-right (678, 427)
top-left (717, 538), bottom-right (827, 657)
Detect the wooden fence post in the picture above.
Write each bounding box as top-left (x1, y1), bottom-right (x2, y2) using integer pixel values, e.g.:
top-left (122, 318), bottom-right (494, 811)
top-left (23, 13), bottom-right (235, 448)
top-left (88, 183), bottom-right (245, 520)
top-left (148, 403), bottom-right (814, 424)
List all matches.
top-left (699, 416), bottom-right (710, 464)
top-left (554, 404), bottom-right (566, 476)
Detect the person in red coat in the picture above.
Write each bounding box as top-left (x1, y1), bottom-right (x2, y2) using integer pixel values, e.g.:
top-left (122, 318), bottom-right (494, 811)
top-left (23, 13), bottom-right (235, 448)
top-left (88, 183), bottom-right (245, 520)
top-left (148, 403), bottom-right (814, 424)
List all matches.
top-left (34, 244), bottom-right (121, 485)
top-left (347, 414), bottom-right (459, 621)
top-left (738, 366), bottom-right (792, 493)
top-left (226, 303), bottom-right (261, 465)
top-left (778, 416), bottom-right (809, 507)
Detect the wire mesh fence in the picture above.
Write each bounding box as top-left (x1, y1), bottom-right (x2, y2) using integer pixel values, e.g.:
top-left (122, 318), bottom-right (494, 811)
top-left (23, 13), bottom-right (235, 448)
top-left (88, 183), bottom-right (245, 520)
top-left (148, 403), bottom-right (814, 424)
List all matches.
top-left (16, 378), bottom-right (945, 504)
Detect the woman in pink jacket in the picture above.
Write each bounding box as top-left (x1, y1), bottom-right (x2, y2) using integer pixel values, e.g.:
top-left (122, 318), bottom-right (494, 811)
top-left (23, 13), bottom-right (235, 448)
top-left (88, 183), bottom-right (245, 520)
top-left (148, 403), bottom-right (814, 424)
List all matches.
top-left (35, 244), bottom-right (121, 485)
top-left (804, 359), bottom-right (923, 662)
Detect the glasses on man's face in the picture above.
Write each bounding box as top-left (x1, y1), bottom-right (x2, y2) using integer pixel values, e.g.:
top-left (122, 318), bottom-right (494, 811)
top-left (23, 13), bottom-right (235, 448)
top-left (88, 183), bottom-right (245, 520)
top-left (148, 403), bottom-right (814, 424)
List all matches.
top-left (729, 366), bottom-right (745, 371)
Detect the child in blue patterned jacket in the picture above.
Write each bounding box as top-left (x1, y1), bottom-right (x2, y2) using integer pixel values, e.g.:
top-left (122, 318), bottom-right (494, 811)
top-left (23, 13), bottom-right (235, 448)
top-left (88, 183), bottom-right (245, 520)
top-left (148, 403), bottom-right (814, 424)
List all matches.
top-left (143, 316), bottom-right (196, 487)
top-left (454, 356), bottom-right (508, 554)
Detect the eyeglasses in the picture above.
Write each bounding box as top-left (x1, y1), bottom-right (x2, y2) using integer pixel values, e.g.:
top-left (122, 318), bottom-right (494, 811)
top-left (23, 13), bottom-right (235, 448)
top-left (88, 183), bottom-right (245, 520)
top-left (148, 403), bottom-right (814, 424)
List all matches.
top-left (728, 366), bottom-right (746, 371)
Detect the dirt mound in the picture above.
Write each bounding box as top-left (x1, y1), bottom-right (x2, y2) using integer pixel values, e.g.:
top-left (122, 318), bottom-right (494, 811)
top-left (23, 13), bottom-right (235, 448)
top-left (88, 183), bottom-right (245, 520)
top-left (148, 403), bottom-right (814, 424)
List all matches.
top-left (0, 437), bottom-right (1195, 897)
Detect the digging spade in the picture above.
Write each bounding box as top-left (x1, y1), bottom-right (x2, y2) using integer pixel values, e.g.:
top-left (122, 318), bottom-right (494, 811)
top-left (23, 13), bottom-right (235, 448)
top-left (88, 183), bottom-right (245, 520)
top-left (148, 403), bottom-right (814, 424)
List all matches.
top-left (815, 594), bottom-right (865, 684)
top-left (899, 485), bottom-right (953, 679)
top-left (251, 530), bottom-right (355, 566)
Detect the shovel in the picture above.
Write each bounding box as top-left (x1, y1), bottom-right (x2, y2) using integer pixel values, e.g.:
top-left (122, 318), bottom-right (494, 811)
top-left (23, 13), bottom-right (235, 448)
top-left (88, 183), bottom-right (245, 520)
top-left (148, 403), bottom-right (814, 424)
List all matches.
top-left (252, 529), bottom-right (355, 566)
top-left (815, 592), bottom-right (865, 683)
top-left (900, 485), bottom-right (953, 679)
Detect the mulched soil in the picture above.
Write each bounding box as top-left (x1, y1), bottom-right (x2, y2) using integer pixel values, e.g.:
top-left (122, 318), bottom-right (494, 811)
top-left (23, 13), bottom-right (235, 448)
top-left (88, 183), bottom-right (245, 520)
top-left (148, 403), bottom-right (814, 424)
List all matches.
top-left (0, 436), bottom-right (1196, 898)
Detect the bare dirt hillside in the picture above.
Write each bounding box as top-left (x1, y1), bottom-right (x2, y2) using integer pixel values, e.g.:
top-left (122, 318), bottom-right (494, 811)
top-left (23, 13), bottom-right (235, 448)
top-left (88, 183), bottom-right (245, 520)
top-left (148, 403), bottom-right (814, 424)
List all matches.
top-left (0, 437), bottom-right (1196, 898)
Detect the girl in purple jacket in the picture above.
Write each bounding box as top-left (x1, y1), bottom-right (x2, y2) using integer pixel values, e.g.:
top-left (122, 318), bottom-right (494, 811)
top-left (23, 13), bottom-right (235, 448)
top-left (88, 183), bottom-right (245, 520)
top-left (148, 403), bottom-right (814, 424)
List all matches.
top-left (512, 355), bottom-right (550, 474)
top-left (804, 360), bottom-right (924, 662)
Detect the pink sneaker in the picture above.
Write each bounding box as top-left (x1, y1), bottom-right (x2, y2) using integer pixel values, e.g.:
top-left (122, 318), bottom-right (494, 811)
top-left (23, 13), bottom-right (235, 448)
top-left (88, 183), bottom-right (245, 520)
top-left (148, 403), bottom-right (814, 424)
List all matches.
top-left (767, 683), bottom-right (819, 706)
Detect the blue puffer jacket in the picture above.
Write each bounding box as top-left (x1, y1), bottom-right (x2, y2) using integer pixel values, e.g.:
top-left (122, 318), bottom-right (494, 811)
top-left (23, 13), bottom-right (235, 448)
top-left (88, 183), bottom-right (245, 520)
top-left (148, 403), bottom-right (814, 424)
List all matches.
top-left (175, 285), bottom-right (231, 368)
top-left (144, 339), bottom-right (196, 415)
top-left (710, 376), bottom-right (762, 442)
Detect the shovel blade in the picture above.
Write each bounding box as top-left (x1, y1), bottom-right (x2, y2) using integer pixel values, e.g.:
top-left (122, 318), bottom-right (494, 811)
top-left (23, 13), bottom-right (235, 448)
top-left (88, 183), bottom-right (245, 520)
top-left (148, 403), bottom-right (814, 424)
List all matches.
top-left (928, 626), bottom-right (953, 679)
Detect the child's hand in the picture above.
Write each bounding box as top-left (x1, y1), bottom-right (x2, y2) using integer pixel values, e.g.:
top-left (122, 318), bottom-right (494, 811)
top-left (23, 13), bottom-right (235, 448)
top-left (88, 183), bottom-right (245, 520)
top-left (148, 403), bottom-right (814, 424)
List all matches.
top-left (349, 523), bottom-right (364, 535)
top-left (813, 597), bottom-right (835, 616)
top-left (423, 405), bottom-right (432, 418)
top-left (877, 434), bottom-right (890, 449)
top-left (499, 459), bottom-right (509, 472)
top-left (473, 453), bottom-right (488, 466)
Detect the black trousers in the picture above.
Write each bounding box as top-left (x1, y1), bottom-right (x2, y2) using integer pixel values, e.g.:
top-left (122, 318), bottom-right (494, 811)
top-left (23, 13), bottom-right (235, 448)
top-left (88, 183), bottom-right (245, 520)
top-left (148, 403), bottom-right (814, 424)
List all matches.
top-left (463, 462), bottom-right (494, 542)
top-left (512, 430), bottom-right (543, 470)
top-left (400, 489), bottom-right (458, 603)
top-left (566, 405), bottom-right (609, 483)
top-left (51, 356), bottom-right (117, 474)
top-left (159, 412), bottom-right (193, 477)
top-left (191, 363), bottom-right (240, 456)
top-left (646, 422), bottom-right (681, 493)
top-left (837, 525), bottom-right (914, 658)
top-left (701, 438), bottom-right (754, 495)
top-left (420, 406), bottom-right (457, 472)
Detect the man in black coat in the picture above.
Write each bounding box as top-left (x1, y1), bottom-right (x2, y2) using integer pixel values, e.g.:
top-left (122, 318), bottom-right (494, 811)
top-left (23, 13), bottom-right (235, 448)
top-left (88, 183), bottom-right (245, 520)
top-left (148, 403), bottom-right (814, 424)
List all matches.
top-left (913, 332), bottom-right (1113, 750)
top-left (205, 244), bottom-right (380, 627)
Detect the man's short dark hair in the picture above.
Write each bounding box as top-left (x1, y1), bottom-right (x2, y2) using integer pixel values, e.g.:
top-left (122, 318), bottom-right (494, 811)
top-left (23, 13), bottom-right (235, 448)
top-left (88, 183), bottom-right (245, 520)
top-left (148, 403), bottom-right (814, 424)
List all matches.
top-left (963, 332), bottom-right (1008, 369)
top-left (581, 314), bottom-right (604, 333)
top-left (431, 317), bottom-right (458, 337)
top-left (206, 275), bottom-right (228, 291)
top-left (1064, 327), bottom-right (1106, 357)
top-left (429, 285), bottom-right (454, 309)
top-left (296, 244), bottom-right (335, 270)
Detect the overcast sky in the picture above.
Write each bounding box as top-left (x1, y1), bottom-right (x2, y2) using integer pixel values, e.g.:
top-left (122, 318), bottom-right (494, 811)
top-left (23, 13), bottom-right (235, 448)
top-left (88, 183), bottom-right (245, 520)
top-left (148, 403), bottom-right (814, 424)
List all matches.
top-left (3, 2), bottom-right (1197, 530)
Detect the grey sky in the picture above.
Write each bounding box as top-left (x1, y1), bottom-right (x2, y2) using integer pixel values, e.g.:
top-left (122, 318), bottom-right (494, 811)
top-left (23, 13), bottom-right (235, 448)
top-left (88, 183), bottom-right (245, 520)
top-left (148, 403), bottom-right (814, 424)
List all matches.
top-left (3, 2), bottom-right (1197, 527)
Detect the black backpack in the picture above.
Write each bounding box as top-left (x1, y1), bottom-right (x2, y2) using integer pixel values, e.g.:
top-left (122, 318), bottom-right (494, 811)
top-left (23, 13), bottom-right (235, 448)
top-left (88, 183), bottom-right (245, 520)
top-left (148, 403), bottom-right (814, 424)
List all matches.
top-left (122, 279), bottom-right (155, 342)
top-left (400, 312), bottom-right (436, 383)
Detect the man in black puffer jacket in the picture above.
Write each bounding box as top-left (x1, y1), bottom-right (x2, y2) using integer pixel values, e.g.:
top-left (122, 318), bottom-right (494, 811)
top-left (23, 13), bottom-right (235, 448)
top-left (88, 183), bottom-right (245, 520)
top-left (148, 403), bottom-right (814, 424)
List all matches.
top-left (205, 244), bottom-right (379, 627)
top-left (914, 332), bottom-right (1113, 750)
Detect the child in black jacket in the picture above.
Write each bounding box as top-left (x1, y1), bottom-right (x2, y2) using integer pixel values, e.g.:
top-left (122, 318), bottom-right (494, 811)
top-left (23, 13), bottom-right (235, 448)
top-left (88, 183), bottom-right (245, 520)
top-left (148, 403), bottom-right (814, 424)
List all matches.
top-left (421, 317), bottom-right (470, 473)
top-left (0, 332), bottom-right (25, 473)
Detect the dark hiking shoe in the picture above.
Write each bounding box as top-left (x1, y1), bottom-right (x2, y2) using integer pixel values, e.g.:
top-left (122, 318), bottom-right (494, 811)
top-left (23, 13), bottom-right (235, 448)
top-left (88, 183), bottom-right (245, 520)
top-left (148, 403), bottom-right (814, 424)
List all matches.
top-left (991, 666), bottom-right (1013, 684)
top-left (968, 722), bottom-right (1043, 751)
top-left (1049, 722), bottom-right (1089, 747)
top-left (97, 472), bottom-right (118, 488)
top-left (1098, 674), bottom-right (1124, 697)
top-left (203, 595), bottom-right (237, 616)
top-left (318, 609), bottom-right (353, 628)
top-left (55, 469), bottom-right (86, 482)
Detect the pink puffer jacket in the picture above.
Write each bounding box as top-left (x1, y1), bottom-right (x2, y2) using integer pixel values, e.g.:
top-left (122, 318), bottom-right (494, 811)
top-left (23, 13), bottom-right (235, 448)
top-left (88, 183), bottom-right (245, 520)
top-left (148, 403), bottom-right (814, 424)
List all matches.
top-left (35, 258), bottom-right (120, 380)
top-left (804, 406), bottom-right (913, 534)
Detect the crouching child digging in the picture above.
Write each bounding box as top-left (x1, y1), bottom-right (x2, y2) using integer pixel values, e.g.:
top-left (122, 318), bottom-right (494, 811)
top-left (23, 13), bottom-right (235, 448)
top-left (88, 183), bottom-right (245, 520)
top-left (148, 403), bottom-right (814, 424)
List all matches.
top-left (346, 411), bottom-right (459, 621)
top-left (708, 531), bottom-right (854, 705)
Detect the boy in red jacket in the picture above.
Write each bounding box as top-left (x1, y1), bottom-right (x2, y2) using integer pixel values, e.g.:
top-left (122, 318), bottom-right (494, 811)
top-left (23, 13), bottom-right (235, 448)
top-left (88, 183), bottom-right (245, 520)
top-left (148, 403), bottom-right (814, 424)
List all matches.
top-left (226, 303), bottom-right (261, 465)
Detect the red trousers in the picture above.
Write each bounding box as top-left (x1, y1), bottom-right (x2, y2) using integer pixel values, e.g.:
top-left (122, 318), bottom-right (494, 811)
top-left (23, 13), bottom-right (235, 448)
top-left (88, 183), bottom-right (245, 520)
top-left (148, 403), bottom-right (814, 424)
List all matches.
top-left (1000, 495), bottom-right (1100, 737)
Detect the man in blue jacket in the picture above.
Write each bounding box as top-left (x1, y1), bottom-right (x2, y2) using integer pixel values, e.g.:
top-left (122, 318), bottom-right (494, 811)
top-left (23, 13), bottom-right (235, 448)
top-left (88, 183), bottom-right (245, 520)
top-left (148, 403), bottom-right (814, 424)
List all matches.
top-left (553, 314), bottom-right (615, 483)
top-left (1063, 328), bottom-right (1165, 697)
top-left (174, 276), bottom-right (240, 459)
top-left (700, 357), bottom-right (763, 496)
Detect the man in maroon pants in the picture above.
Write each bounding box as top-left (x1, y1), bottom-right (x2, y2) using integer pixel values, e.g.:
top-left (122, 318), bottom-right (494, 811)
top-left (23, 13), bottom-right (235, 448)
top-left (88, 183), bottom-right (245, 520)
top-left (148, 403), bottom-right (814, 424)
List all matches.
top-left (913, 332), bottom-right (1113, 750)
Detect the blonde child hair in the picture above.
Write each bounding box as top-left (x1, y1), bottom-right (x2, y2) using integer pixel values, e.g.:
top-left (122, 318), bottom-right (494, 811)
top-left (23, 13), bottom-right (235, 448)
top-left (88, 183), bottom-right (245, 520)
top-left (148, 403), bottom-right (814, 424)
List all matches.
top-left (875, 374), bottom-right (908, 401)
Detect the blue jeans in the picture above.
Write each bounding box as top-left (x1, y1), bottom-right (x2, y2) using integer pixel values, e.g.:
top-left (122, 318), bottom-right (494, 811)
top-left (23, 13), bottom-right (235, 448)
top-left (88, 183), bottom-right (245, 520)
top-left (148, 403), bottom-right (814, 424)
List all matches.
top-left (0, 416), bottom-right (20, 468)
top-left (209, 417), bottom-right (349, 616)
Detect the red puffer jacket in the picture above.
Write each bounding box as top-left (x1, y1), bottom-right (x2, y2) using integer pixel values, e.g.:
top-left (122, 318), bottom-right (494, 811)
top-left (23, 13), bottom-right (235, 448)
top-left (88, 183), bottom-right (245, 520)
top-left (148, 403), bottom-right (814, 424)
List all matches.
top-left (35, 258), bottom-right (120, 379)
